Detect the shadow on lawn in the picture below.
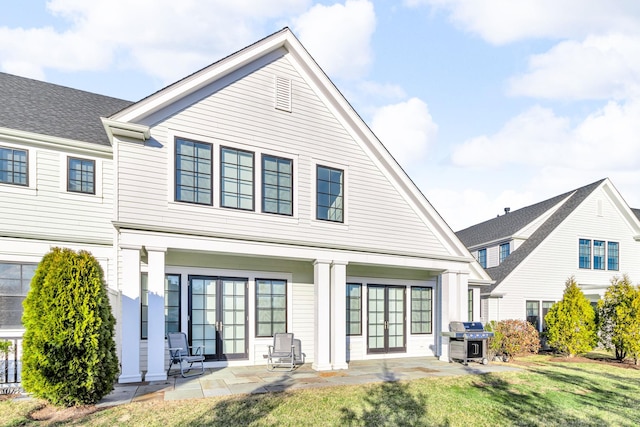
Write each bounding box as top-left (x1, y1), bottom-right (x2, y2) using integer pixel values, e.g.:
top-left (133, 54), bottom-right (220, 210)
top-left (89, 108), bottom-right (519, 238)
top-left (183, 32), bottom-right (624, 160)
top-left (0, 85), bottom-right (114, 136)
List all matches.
top-left (339, 364), bottom-right (448, 426)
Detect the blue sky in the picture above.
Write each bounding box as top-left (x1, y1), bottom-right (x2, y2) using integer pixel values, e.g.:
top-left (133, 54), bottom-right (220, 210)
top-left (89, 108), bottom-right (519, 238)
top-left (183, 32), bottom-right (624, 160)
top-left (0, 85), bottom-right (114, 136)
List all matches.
top-left (3, 0), bottom-right (640, 229)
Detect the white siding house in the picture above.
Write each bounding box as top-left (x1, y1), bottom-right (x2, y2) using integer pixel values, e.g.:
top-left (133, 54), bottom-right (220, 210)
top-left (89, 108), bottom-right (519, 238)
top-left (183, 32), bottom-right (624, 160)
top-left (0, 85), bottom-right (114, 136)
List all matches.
top-left (457, 178), bottom-right (640, 331)
top-left (104, 29), bottom-right (490, 383)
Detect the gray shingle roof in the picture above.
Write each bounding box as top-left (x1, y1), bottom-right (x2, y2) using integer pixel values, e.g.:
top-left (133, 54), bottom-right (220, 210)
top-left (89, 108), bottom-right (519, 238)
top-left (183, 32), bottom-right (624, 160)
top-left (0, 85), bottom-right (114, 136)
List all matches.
top-left (632, 208), bottom-right (640, 221)
top-left (457, 179), bottom-right (606, 293)
top-left (0, 72), bottom-right (133, 146)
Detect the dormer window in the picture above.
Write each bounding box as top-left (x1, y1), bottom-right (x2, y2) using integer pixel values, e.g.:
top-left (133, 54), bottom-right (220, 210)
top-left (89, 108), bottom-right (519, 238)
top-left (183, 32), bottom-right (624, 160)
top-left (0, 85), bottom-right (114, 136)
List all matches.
top-left (499, 243), bottom-right (510, 263)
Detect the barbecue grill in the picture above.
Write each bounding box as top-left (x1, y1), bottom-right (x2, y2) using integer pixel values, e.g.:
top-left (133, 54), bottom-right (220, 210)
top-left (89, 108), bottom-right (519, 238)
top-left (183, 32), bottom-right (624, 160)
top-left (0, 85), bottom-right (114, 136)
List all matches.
top-left (442, 321), bottom-right (493, 365)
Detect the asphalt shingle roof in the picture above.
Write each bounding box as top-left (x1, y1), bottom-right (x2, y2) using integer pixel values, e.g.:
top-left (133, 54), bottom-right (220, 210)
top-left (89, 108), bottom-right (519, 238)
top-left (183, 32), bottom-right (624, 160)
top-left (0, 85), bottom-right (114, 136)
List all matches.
top-left (0, 72), bottom-right (133, 146)
top-left (456, 179), bottom-right (606, 293)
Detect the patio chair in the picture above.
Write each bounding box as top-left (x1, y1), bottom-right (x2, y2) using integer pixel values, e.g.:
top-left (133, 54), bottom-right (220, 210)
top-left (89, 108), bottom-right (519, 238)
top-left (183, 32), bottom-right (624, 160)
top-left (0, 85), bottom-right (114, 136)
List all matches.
top-left (167, 332), bottom-right (205, 378)
top-left (267, 332), bottom-right (298, 371)
top-left (293, 338), bottom-right (305, 366)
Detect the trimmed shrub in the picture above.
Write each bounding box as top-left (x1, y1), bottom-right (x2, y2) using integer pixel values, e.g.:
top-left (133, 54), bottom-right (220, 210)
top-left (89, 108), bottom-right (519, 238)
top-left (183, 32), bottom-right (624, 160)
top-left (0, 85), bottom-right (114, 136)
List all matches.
top-left (486, 319), bottom-right (540, 361)
top-left (597, 275), bottom-right (640, 364)
top-left (544, 276), bottom-right (596, 357)
top-left (21, 248), bottom-right (119, 406)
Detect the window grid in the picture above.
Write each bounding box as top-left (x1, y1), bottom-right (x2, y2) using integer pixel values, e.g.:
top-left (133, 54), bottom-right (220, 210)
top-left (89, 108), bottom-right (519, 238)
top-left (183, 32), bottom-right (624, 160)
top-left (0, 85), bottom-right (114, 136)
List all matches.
top-left (411, 287), bottom-right (432, 334)
top-left (0, 147), bottom-right (28, 186)
top-left (316, 165), bottom-right (344, 222)
top-left (221, 147), bottom-right (254, 210)
top-left (262, 155), bottom-right (292, 215)
top-left (175, 138), bottom-right (213, 205)
top-left (255, 279), bottom-right (287, 337)
top-left (593, 240), bottom-right (605, 270)
top-left (608, 242), bottom-right (619, 271)
top-left (477, 248), bottom-right (487, 268)
top-left (579, 239), bottom-right (591, 269)
top-left (499, 243), bottom-right (510, 263)
top-left (346, 283), bottom-right (362, 336)
top-left (541, 301), bottom-right (554, 332)
top-left (468, 289), bottom-right (473, 321)
top-left (140, 273), bottom-right (181, 340)
top-left (0, 262), bottom-right (37, 328)
top-left (526, 300), bottom-right (540, 331)
top-left (68, 157), bottom-right (95, 194)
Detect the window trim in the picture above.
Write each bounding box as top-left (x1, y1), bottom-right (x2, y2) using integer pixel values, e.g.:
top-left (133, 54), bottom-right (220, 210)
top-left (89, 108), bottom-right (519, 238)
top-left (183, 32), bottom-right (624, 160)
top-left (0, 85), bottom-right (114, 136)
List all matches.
top-left (593, 240), bottom-right (605, 270)
top-left (607, 241), bottom-right (619, 271)
top-left (410, 286), bottom-right (433, 335)
top-left (526, 300), bottom-right (540, 331)
top-left (67, 156), bottom-right (96, 195)
top-left (0, 146), bottom-right (29, 187)
top-left (578, 238), bottom-right (592, 269)
top-left (220, 146), bottom-right (255, 211)
top-left (316, 164), bottom-right (344, 223)
top-left (499, 242), bottom-right (510, 263)
top-left (346, 283), bottom-right (362, 336)
top-left (477, 248), bottom-right (487, 268)
top-left (0, 261), bottom-right (37, 329)
top-left (255, 278), bottom-right (287, 338)
top-left (174, 137), bottom-right (214, 206)
top-left (261, 154), bottom-right (293, 216)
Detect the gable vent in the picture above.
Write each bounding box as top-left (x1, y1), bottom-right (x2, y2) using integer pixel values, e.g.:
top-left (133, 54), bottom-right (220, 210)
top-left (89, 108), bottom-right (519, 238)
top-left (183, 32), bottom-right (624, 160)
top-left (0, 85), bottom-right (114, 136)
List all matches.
top-left (274, 75), bottom-right (292, 112)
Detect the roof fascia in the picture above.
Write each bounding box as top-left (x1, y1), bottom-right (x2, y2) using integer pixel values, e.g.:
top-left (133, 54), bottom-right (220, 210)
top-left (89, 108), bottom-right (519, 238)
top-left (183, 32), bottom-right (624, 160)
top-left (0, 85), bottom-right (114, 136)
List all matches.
top-left (0, 126), bottom-right (112, 157)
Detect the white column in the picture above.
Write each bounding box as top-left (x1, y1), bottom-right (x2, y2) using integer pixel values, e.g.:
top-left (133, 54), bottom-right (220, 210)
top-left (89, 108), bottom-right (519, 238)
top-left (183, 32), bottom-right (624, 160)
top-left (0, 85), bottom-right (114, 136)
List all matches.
top-left (119, 245), bottom-right (142, 383)
top-left (438, 271), bottom-right (457, 362)
top-left (313, 260), bottom-right (332, 371)
top-left (472, 287), bottom-right (481, 321)
top-left (145, 246), bottom-right (167, 381)
top-left (330, 261), bottom-right (348, 370)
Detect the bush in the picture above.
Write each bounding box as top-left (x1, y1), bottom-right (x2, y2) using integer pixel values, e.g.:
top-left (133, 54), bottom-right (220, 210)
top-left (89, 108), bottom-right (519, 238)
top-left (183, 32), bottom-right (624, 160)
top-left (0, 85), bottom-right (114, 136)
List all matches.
top-left (597, 275), bottom-right (640, 364)
top-left (21, 248), bottom-right (119, 406)
top-left (486, 319), bottom-right (540, 361)
top-left (545, 276), bottom-right (597, 357)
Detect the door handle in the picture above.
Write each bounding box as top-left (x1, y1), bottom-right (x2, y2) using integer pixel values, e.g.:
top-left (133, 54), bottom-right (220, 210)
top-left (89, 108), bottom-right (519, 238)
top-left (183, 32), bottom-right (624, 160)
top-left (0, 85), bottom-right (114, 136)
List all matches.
top-left (384, 320), bottom-right (388, 330)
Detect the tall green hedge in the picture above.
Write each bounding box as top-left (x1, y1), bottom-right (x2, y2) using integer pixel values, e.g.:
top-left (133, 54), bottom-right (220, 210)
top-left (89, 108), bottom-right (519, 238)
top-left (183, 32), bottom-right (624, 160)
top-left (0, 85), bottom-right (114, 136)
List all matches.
top-left (21, 248), bottom-right (119, 406)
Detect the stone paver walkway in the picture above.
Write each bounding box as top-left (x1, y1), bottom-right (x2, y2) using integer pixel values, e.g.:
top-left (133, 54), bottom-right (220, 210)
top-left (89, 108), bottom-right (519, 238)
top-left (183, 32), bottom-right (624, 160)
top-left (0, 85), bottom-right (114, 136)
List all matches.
top-left (97, 357), bottom-right (521, 407)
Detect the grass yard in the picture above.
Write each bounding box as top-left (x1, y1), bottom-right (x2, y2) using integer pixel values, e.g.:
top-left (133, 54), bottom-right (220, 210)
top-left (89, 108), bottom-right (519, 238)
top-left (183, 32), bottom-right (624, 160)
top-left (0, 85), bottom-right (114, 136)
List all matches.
top-left (3, 354), bottom-right (640, 426)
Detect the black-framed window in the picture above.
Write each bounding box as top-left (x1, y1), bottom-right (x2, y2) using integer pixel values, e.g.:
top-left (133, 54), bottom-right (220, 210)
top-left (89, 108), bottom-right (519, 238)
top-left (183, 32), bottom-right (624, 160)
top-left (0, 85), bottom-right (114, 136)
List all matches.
top-left (262, 154), bottom-right (292, 215)
top-left (0, 262), bottom-right (37, 328)
top-left (0, 147), bottom-right (28, 186)
top-left (579, 238), bottom-right (591, 269)
top-left (221, 147), bottom-right (254, 210)
top-left (541, 301), bottom-right (554, 332)
top-left (411, 287), bottom-right (432, 334)
top-left (477, 248), bottom-right (487, 268)
top-left (175, 138), bottom-right (212, 205)
top-left (593, 240), bottom-right (605, 270)
top-left (316, 165), bottom-right (343, 222)
top-left (499, 243), bottom-right (510, 263)
top-left (346, 283), bottom-right (362, 336)
top-left (526, 300), bottom-right (539, 330)
top-left (255, 279), bottom-right (286, 337)
top-left (140, 273), bottom-right (181, 339)
top-left (67, 157), bottom-right (95, 194)
top-left (468, 289), bottom-right (473, 321)
top-left (608, 241), bottom-right (619, 271)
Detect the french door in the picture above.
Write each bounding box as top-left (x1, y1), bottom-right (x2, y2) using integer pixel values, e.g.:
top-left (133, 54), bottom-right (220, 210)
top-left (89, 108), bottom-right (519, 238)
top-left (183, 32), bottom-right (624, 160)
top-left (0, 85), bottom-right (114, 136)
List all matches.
top-left (188, 276), bottom-right (248, 360)
top-left (367, 285), bottom-right (406, 354)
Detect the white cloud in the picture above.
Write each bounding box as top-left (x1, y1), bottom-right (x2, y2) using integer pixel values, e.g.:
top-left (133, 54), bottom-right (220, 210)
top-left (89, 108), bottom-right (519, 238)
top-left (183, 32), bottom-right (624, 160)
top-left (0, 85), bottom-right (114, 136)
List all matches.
top-left (370, 98), bottom-right (438, 169)
top-left (509, 34), bottom-right (640, 100)
top-left (407, 0), bottom-right (640, 44)
top-left (292, 0), bottom-right (376, 80)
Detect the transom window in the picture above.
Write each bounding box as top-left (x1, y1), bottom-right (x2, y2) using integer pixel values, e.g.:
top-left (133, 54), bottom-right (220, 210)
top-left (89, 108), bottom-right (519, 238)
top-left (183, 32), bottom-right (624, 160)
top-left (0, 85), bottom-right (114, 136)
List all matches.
top-left (477, 248), bottom-right (487, 268)
top-left (346, 283), bottom-right (362, 336)
top-left (316, 165), bottom-right (343, 222)
top-left (0, 262), bottom-right (37, 328)
top-left (0, 147), bottom-right (28, 186)
top-left (411, 287), bottom-right (432, 334)
top-left (221, 147), bottom-right (254, 210)
top-left (175, 138), bottom-right (212, 205)
top-left (262, 155), bottom-right (292, 215)
top-left (255, 279), bottom-right (286, 337)
top-left (140, 273), bottom-right (181, 339)
top-left (68, 157), bottom-right (95, 194)
top-left (499, 243), bottom-right (510, 263)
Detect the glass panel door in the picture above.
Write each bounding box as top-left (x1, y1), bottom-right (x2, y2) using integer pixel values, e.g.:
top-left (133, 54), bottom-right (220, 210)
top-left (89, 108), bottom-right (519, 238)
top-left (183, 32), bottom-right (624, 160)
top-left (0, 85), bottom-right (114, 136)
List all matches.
top-left (367, 285), bottom-right (406, 354)
top-left (221, 279), bottom-right (247, 360)
top-left (190, 277), bottom-right (217, 359)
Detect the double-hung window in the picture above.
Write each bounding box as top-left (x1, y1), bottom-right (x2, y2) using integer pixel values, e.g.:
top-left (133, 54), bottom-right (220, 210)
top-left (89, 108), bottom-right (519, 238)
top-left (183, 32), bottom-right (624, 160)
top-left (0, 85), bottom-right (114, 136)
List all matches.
top-left (255, 279), bottom-right (286, 337)
top-left (0, 147), bottom-right (28, 186)
top-left (477, 248), bottom-right (487, 268)
top-left (499, 243), bottom-right (510, 263)
top-left (140, 273), bottom-right (181, 339)
top-left (0, 262), bottom-right (37, 328)
top-left (262, 155), bottom-right (292, 215)
top-left (608, 242), bottom-right (619, 271)
top-left (526, 300), bottom-right (540, 331)
top-left (221, 147), bottom-right (254, 210)
top-left (579, 239), bottom-right (591, 269)
top-left (68, 157), bottom-right (95, 194)
top-left (411, 287), bottom-right (432, 334)
top-left (593, 240), bottom-right (605, 270)
top-left (316, 165), bottom-right (343, 222)
top-left (346, 283), bottom-right (362, 336)
top-left (175, 138), bottom-right (212, 205)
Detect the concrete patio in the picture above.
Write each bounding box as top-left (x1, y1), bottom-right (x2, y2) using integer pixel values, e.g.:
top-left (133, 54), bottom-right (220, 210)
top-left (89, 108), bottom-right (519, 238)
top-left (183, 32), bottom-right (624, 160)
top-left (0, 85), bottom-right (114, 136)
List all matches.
top-left (97, 357), bottom-right (521, 407)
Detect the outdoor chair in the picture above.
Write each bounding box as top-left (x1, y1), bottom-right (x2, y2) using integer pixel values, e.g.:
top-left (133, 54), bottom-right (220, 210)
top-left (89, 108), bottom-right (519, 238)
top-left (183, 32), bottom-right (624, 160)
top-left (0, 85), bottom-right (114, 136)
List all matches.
top-left (267, 332), bottom-right (305, 371)
top-left (167, 332), bottom-right (205, 378)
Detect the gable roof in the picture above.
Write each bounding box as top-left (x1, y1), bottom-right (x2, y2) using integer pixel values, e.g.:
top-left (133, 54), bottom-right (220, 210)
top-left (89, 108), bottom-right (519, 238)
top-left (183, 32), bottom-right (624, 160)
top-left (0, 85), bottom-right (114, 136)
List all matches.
top-left (457, 179), bottom-right (606, 293)
top-left (105, 27), bottom-right (491, 283)
top-left (0, 72), bottom-right (133, 146)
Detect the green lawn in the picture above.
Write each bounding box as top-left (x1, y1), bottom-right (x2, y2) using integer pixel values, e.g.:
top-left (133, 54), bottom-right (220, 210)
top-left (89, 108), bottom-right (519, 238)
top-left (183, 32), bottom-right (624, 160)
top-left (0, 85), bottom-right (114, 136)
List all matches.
top-left (3, 354), bottom-right (640, 426)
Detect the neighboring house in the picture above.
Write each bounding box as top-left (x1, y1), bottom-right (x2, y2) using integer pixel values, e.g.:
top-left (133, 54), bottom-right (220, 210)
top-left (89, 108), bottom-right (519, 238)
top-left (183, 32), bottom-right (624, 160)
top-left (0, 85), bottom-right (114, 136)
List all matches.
top-left (456, 178), bottom-right (640, 332)
top-left (1, 28), bottom-right (490, 384)
top-left (0, 72), bottom-right (131, 344)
